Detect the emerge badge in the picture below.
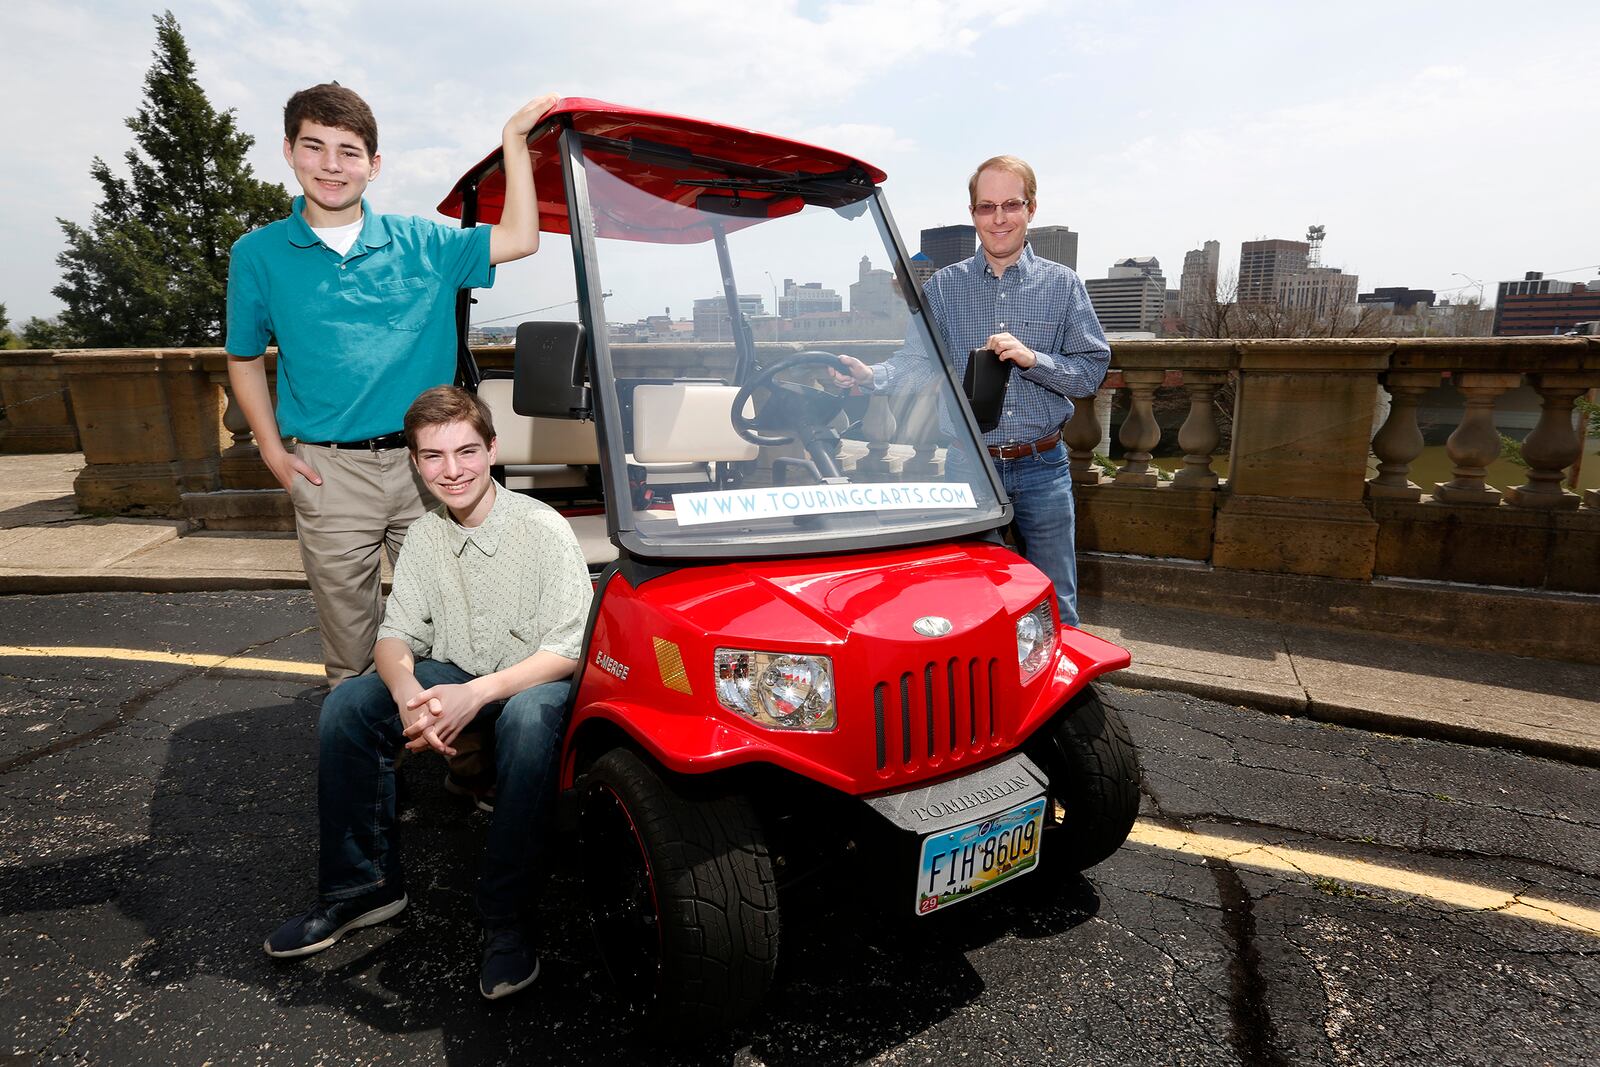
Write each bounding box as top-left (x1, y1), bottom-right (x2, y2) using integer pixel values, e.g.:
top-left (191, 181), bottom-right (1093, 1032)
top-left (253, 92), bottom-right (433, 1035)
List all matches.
top-left (595, 649), bottom-right (630, 681)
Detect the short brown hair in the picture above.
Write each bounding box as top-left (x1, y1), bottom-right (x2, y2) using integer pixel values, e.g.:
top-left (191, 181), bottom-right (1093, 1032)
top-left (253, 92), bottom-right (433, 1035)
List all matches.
top-left (404, 386), bottom-right (496, 452)
top-left (968, 155), bottom-right (1038, 207)
top-left (284, 82), bottom-right (378, 157)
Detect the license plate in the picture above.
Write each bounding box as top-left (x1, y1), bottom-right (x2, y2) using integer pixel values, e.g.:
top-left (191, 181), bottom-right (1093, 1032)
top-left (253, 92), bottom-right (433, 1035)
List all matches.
top-left (915, 795), bottom-right (1045, 915)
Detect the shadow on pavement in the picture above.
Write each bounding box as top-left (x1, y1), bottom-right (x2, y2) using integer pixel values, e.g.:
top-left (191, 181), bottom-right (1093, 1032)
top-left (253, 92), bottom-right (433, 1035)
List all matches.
top-left (0, 690), bottom-right (1101, 1065)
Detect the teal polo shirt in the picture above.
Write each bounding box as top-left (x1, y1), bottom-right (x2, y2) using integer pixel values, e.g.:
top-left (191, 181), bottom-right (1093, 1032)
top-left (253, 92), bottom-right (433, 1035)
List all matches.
top-left (226, 197), bottom-right (495, 442)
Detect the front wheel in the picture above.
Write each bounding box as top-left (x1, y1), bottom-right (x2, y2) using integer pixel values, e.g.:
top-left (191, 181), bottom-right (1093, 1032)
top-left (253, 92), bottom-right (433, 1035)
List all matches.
top-left (577, 748), bottom-right (779, 1039)
top-left (1027, 686), bottom-right (1141, 871)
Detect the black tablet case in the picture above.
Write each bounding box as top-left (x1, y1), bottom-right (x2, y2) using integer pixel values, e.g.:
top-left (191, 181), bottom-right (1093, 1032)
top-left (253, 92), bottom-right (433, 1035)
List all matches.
top-left (962, 347), bottom-right (1010, 433)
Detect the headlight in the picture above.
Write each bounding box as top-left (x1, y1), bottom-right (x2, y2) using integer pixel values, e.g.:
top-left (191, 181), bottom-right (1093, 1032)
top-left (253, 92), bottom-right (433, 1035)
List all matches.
top-left (714, 649), bottom-right (837, 731)
top-left (1016, 600), bottom-right (1056, 682)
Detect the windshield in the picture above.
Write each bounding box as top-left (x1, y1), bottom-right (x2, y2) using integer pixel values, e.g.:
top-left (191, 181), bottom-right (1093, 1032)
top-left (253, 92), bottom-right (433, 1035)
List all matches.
top-left (572, 138), bottom-right (1007, 560)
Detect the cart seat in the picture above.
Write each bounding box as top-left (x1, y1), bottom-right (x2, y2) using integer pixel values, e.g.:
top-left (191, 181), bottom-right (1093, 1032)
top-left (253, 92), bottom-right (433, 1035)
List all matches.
top-left (630, 384), bottom-right (759, 471)
top-left (479, 376), bottom-right (597, 490)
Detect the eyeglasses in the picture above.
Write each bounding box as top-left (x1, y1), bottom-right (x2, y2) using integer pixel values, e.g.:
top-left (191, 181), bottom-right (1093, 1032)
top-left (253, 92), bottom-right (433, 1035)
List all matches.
top-left (971, 198), bottom-right (1031, 218)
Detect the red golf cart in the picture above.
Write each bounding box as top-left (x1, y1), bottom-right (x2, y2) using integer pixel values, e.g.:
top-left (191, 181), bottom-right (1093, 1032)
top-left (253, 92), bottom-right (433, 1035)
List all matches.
top-left (438, 99), bottom-right (1139, 1038)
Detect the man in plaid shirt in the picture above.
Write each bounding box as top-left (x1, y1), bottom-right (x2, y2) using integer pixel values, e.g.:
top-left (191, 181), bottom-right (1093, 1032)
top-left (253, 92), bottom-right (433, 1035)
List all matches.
top-left (834, 155), bottom-right (1109, 626)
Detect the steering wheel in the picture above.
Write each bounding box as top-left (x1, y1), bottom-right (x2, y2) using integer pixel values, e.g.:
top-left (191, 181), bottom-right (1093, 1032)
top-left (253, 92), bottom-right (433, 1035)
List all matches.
top-left (730, 351), bottom-right (851, 447)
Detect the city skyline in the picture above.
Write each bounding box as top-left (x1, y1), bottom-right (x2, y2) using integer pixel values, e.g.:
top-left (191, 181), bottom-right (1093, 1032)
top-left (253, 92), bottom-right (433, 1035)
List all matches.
top-left (3, 1), bottom-right (1598, 329)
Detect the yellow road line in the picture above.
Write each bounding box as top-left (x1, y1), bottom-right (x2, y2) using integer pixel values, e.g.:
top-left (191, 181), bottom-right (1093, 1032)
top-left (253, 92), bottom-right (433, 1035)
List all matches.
top-left (0, 644), bottom-right (322, 678)
top-left (1129, 821), bottom-right (1600, 937)
top-left (3, 643), bottom-right (1596, 935)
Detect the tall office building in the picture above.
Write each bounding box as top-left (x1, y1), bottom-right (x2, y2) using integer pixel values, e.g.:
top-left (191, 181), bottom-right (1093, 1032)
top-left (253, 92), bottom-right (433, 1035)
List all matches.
top-left (692, 293), bottom-right (766, 340)
top-left (779, 279), bottom-right (842, 319)
top-left (1179, 240), bottom-right (1220, 321)
top-left (1085, 257), bottom-right (1166, 332)
top-left (1278, 268), bottom-right (1359, 318)
top-left (908, 252), bottom-right (937, 290)
top-left (1027, 225), bottom-right (1079, 270)
top-left (920, 225), bottom-right (976, 269)
top-left (849, 256), bottom-right (901, 318)
top-left (1237, 239), bottom-right (1308, 306)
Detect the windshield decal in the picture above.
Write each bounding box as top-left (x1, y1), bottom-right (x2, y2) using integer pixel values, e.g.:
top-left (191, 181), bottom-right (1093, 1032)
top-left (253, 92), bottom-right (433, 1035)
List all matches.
top-left (673, 482), bottom-right (976, 527)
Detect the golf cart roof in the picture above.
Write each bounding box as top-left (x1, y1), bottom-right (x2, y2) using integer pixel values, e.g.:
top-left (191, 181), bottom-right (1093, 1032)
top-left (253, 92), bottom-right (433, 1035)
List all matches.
top-left (436, 97), bottom-right (887, 244)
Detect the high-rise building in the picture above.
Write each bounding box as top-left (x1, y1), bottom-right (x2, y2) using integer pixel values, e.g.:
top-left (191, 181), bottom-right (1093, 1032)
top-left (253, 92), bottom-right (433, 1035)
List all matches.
top-left (1237, 239), bottom-right (1308, 306)
top-left (692, 293), bottom-right (765, 340)
top-left (1493, 272), bottom-right (1600, 335)
top-left (1179, 240), bottom-right (1220, 322)
top-left (1277, 268), bottom-right (1359, 318)
top-left (1085, 257), bottom-right (1166, 332)
top-left (921, 225), bottom-right (976, 269)
top-left (849, 255), bottom-right (901, 318)
top-left (908, 252), bottom-right (937, 290)
top-left (1027, 225), bottom-right (1079, 270)
top-left (778, 279), bottom-right (842, 319)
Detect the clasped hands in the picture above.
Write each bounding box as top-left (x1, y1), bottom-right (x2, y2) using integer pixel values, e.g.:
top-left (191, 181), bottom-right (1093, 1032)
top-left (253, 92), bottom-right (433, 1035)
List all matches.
top-left (400, 681), bottom-right (488, 756)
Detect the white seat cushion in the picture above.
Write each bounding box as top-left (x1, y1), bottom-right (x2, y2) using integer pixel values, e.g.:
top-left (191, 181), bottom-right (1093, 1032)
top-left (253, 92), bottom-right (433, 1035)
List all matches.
top-left (479, 377), bottom-right (599, 465)
top-left (631, 384), bottom-right (760, 464)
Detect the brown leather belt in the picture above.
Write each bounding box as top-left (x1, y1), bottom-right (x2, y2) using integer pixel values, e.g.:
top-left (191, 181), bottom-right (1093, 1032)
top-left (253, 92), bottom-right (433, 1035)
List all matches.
top-left (987, 429), bottom-right (1061, 460)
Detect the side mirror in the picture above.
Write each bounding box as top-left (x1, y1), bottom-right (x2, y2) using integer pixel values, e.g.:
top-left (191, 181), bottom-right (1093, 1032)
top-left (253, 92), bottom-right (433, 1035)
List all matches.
top-left (513, 321), bottom-right (590, 419)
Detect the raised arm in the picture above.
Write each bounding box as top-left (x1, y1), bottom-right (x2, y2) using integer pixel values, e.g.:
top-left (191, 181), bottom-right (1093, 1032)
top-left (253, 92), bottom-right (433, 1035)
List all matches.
top-left (489, 94), bottom-right (559, 266)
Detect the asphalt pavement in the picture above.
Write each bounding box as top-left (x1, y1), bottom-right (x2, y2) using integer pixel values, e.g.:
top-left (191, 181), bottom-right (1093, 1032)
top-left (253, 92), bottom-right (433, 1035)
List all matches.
top-left (2, 451), bottom-right (1596, 766)
top-left (1, 591), bottom-right (1596, 1065)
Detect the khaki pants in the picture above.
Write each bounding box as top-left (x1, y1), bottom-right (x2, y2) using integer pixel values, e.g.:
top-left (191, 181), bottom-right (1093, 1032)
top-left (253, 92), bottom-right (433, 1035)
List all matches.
top-left (289, 444), bottom-right (429, 686)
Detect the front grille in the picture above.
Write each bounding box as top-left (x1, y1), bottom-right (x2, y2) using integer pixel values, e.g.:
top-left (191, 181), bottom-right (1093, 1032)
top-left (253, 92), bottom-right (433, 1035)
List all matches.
top-left (873, 656), bottom-right (1000, 771)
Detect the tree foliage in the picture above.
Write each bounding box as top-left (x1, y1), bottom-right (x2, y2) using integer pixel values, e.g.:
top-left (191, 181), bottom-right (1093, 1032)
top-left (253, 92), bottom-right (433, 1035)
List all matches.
top-left (20, 317), bottom-right (81, 349)
top-left (0, 303), bottom-right (11, 348)
top-left (52, 11), bottom-right (289, 348)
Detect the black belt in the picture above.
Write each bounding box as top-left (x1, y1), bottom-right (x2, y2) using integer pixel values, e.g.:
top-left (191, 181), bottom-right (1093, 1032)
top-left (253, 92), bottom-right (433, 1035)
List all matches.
top-left (297, 431), bottom-right (407, 450)
top-left (987, 430), bottom-right (1061, 460)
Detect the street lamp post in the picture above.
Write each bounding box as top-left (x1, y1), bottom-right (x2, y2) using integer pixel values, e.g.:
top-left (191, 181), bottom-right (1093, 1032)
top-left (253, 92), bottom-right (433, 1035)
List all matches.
top-left (1452, 272), bottom-right (1485, 306)
top-left (764, 271), bottom-right (781, 318)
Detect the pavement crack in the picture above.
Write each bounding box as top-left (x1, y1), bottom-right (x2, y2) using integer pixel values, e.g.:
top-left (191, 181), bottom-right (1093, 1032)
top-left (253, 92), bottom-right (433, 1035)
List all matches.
top-left (1280, 632), bottom-right (1312, 704)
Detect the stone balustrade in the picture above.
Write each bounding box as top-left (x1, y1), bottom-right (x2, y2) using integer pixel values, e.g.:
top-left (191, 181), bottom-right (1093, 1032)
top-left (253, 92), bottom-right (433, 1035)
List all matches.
top-left (0, 349), bottom-right (79, 452)
top-left (17, 336), bottom-right (1600, 659)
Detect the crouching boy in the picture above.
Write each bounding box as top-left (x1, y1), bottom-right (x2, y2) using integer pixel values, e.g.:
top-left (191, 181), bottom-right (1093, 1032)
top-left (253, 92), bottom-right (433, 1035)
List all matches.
top-left (265, 386), bottom-right (593, 1001)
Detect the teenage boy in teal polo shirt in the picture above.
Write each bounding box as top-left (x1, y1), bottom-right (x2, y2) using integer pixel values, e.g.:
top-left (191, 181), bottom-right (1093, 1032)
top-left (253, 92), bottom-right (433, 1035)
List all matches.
top-left (226, 84), bottom-right (557, 686)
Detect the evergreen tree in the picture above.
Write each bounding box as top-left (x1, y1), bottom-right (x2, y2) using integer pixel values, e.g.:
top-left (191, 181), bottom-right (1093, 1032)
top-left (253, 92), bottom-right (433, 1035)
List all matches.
top-left (52, 11), bottom-right (289, 347)
top-left (0, 303), bottom-right (12, 348)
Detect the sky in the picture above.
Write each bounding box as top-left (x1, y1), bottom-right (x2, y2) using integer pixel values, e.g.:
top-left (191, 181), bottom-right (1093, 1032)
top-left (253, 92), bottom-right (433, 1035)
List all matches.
top-left (4, 0), bottom-right (1599, 330)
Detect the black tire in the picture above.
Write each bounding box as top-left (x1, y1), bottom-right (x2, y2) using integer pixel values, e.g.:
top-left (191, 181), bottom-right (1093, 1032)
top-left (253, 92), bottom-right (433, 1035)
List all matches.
top-left (1027, 686), bottom-right (1141, 871)
top-left (577, 748), bottom-right (779, 1039)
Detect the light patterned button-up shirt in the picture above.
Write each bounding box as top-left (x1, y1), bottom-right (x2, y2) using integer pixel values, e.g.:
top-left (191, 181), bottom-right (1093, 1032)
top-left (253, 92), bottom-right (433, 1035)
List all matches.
top-left (378, 484), bottom-right (592, 677)
top-left (872, 245), bottom-right (1110, 444)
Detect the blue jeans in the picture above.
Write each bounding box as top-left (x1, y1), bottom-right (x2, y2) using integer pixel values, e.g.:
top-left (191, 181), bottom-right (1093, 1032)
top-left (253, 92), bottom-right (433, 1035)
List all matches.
top-left (316, 659), bottom-right (570, 925)
top-left (951, 441), bottom-right (1081, 627)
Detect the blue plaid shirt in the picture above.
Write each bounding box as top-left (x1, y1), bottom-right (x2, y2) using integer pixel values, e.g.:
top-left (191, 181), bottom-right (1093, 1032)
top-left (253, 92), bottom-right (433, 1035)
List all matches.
top-left (873, 245), bottom-right (1110, 445)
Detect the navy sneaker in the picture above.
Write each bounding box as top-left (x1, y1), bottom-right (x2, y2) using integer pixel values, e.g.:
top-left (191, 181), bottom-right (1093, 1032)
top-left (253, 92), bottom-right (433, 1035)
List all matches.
top-left (479, 925), bottom-right (539, 1000)
top-left (264, 885), bottom-right (408, 959)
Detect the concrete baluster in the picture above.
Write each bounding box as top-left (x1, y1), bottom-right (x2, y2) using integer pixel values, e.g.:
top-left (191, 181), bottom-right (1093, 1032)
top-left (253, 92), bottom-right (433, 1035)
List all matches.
top-left (1113, 369), bottom-right (1164, 487)
top-left (213, 360), bottom-right (280, 494)
top-left (1064, 391), bottom-right (1102, 485)
top-left (1171, 370), bottom-right (1227, 490)
top-left (853, 393), bottom-right (898, 476)
top-left (897, 387), bottom-right (943, 478)
top-left (1433, 372), bottom-right (1522, 505)
top-left (1504, 374), bottom-right (1595, 509)
top-left (1366, 371), bottom-right (1442, 501)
